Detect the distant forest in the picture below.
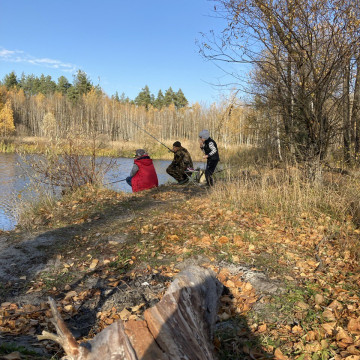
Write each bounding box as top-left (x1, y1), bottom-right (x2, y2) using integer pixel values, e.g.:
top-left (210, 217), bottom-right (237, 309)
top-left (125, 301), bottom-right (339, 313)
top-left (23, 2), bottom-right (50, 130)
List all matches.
top-left (0, 71), bottom-right (255, 146)
top-left (0, 70), bottom-right (188, 110)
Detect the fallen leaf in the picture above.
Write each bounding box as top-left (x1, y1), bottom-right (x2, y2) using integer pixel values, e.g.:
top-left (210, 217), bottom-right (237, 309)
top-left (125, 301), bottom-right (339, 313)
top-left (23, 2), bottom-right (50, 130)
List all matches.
top-left (258, 324), bottom-right (267, 333)
top-left (64, 305), bottom-right (74, 312)
top-left (322, 309), bottom-right (336, 321)
top-left (321, 339), bottom-right (329, 349)
top-left (314, 293), bottom-right (325, 305)
top-left (292, 325), bottom-right (303, 334)
top-left (120, 308), bottom-right (131, 320)
top-left (328, 300), bottom-right (343, 311)
top-left (64, 290), bottom-right (77, 300)
top-left (218, 236), bottom-right (229, 244)
top-left (131, 303), bottom-right (145, 313)
top-left (296, 301), bottom-right (309, 310)
top-left (322, 322), bottom-right (336, 335)
top-left (306, 330), bottom-right (317, 341)
top-left (274, 348), bottom-right (288, 360)
top-left (304, 341), bottom-right (321, 352)
top-left (89, 259), bottom-right (99, 269)
top-left (348, 318), bottom-right (360, 335)
top-left (336, 327), bottom-right (353, 344)
top-left (248, 244), bottom-right (255, 251)
top-left (347, 346), bottom-right (360, 356)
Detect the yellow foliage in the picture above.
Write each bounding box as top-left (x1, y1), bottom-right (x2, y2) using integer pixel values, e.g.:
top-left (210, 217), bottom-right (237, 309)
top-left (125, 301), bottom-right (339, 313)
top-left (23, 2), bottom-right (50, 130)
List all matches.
top-left (35, 93), bottom-right (46, 106)
top-left (0, 99), bottom-right (15, 136)
top-left (42, 112), bottom-right (57, 138)
top-left (83, 88), bottom-right (101, 107)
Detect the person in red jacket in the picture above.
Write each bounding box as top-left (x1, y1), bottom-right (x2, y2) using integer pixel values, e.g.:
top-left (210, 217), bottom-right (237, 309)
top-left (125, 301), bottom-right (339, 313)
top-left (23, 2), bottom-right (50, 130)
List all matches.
top-left (126, 149), bottom-right (158, 192)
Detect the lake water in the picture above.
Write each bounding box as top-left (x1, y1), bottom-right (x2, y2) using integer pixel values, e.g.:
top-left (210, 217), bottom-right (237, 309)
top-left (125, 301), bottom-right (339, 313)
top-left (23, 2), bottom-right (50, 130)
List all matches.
top-left (0, 153), bottom-right (204, 231)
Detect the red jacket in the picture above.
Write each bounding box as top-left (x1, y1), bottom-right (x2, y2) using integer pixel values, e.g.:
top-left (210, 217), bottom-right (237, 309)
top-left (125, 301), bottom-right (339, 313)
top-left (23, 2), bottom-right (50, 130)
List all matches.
top-left (132, 156), bottom-right (158, 192)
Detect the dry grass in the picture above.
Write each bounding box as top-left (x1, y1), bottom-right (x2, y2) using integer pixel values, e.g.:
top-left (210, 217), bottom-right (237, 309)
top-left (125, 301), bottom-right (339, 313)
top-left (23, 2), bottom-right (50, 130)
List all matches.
top-left (107, 138), bottom-right (247, 162)
top-left (3, 135), bottom-right (249, 162)
top-left (212, 164), bottom-right (360, 257)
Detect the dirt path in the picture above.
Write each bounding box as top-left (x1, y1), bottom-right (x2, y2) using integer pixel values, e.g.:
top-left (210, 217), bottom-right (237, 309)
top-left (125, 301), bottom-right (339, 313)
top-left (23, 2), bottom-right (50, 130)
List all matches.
top-left (0, 186), bottom-right (193, 302)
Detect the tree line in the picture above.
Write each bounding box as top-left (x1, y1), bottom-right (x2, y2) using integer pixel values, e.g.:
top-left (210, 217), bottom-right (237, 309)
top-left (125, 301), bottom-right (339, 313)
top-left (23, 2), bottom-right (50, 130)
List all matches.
top-left (1, 71), bottom-right (188, 110)
top-left (0, 80), bottom-right (256, 147)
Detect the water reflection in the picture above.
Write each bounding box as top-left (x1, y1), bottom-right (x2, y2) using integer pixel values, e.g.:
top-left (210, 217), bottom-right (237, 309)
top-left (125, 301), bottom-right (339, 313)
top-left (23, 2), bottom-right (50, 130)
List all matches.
top-left (0, 154), bottom-right (204, 231)
top-left (0, 153), bottom-right (31, 231)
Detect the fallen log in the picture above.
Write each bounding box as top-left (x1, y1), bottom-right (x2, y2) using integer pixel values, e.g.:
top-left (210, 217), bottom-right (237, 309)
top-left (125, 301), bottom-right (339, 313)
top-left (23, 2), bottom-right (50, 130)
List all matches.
top-left (38, 265), bottom-right (223, 360)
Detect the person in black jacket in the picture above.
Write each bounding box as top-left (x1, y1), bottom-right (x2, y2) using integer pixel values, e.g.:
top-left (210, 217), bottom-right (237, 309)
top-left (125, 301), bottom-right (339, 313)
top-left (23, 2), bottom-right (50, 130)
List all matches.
top-left (199, 129), bottom-right (219, 186)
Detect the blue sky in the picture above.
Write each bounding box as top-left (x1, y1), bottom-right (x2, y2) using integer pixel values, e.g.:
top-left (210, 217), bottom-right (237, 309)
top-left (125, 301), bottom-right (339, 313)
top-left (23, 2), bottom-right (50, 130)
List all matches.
top-left (0, 0), bottom-right (235, 105)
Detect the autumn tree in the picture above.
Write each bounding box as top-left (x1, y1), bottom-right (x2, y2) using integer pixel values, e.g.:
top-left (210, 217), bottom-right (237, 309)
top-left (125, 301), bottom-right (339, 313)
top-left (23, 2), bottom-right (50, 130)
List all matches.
top-left (200, 0), bottom-right (360, 166)
top-left (0, 99), bottom-right (16, 136)
top-left (42, 112), bottom-right (57, 138)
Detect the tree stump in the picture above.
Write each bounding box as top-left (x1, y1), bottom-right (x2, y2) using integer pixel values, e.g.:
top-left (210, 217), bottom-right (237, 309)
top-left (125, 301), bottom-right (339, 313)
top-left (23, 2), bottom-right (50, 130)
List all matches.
top-left (39, 265), bottom-right (223, 360)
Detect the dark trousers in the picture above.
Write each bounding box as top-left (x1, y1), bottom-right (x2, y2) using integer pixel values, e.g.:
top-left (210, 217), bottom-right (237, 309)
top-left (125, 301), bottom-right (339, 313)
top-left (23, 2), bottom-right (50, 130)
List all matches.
top-left (205, 159), bottom-right (219, 186)
top-left (166, 164), bottom-right (187, 182)
top-left (126, 176), bottom-right (132, 187)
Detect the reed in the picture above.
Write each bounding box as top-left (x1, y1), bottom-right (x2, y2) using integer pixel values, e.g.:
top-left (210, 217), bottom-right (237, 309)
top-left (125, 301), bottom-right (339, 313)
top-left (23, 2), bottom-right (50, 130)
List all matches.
top-left (15, 187), bottom-right (57, 231)
top-left (0, 139), bottom-right (15, 153)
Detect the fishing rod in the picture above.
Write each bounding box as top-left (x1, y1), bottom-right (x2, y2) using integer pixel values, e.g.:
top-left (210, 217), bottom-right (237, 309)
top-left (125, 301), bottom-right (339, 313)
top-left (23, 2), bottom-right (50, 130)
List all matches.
top-left (195, 165), bottom-right (240, 174)
top-left (128, 119), bottom-right (173, 152)
top-left (104, 178), bottom-right (127, 185)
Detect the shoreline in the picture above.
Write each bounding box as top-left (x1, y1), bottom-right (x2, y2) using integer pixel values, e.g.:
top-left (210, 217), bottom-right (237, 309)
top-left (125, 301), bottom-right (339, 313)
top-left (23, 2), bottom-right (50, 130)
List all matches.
top-left (0, 136), bottom-right (245, 163)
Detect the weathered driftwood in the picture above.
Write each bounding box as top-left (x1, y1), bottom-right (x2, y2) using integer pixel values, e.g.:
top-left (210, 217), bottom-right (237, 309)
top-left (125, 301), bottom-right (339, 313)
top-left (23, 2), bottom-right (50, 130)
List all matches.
top-left (39, 265), bottom-right (223, 360)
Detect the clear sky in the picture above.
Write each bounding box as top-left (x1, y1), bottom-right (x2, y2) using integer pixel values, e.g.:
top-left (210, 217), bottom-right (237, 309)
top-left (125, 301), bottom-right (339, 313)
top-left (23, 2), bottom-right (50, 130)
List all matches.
top-left (0, 0), bottom-right (233, 105)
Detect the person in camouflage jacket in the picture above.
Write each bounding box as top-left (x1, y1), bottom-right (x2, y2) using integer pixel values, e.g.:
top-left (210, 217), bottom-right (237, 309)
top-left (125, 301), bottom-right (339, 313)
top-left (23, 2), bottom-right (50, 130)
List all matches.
top-left (166, 141), bottom-right (193, 184)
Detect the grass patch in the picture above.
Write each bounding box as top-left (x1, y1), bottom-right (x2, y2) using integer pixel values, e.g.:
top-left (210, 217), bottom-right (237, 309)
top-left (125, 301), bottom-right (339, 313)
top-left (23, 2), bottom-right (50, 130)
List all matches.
top-left (0, 342), bottom-right (48, 359)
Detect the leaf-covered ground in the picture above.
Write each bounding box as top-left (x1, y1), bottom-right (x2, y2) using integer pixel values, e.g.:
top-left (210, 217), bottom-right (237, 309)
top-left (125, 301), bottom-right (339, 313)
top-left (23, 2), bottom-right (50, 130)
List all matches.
top-left (0, 183), bottom-right (359, 360)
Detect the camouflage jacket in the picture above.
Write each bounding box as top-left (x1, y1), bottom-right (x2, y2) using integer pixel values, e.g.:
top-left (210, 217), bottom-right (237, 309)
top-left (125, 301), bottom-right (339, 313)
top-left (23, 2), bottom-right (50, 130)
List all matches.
top-left (172, 147), bottom-right (193, 170)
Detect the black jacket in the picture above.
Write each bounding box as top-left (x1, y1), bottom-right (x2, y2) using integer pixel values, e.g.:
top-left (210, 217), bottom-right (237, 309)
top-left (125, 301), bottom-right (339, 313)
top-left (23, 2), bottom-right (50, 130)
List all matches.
top-left (202, 137), bottom-right (219, 161)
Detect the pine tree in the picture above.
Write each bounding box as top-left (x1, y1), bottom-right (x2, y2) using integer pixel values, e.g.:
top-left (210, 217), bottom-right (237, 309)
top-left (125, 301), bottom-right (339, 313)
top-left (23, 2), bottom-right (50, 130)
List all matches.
top-left (120, 92), bottom-right (130, 103)
top-left (67, 86), bottom-right (80, 103)
top-left (57, 76), bottom-right (72, 95)
top-left (73, 70), bottom-right (93, 96)
top-left (3, 72), bottom-right (18, 90)
top-left (135, 85), bottom-right (152, 109)
top-left (154, 90), bottom-right (164, 109)
top-left (18, 73), bottom-right (39, 95)
top-left (174, 89), bottom-right (188, 109)
top-left (164, 87), bottom-right (175, 107)
top-left (38, 75), bottom-right (56, 95)
top-left (112, 91), bottom-right (120, 102)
